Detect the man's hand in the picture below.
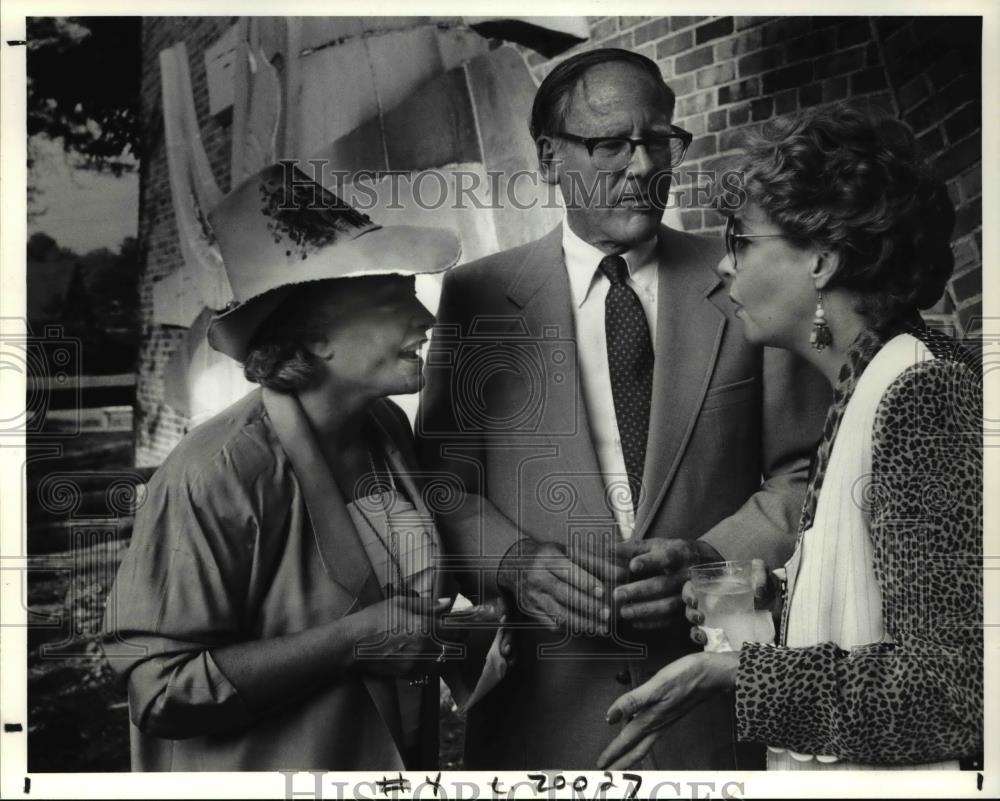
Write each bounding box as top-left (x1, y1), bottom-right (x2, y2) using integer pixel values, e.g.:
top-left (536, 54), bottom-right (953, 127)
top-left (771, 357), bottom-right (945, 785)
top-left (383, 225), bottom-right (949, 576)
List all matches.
top-left (497, 538), bottom-right (626, 634)
top-left (613, 539), bottom-right (722, 630)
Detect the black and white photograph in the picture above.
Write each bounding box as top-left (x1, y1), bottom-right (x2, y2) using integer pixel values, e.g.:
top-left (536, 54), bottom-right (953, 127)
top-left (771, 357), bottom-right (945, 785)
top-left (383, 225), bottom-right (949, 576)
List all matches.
top-left (0, 2), bottom-right (995, 798)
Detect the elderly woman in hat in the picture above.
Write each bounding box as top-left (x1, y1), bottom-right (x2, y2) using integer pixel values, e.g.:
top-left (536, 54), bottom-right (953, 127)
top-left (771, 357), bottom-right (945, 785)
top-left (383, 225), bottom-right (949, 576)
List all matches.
top-left (102, 164), bottom-right (471, 771)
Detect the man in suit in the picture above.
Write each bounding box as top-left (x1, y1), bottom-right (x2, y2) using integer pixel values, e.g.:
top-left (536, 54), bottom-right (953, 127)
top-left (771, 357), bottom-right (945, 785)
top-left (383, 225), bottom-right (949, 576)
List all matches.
top-left (417, 48), bottom-right (828, 769)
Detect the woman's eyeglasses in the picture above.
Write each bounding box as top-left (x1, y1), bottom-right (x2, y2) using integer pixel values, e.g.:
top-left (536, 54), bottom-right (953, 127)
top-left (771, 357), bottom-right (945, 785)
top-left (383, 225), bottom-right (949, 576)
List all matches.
top-left (555, 126), bottom-right (693, 171)
top-left (724, 215), bottom-right (796, 270)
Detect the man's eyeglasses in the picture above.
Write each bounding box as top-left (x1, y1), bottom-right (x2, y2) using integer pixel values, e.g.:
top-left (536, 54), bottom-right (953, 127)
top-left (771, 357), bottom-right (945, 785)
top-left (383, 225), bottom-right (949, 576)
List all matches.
top-left (724, 215), bottom-right (796, 271)
top-left (555, 126), bottom-right (693, 171)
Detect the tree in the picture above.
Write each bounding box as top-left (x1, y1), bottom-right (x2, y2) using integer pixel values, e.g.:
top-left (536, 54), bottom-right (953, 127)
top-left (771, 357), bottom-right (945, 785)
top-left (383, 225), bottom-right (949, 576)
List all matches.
top-left (61, 263), bottom-right (94, 327)
top-left (28, 232), bottom-right (60, 262)
top-left (87, 237), bottom-right (140, 332)
top-left (27, 17), bottom-right (142, 176)
top-left (29, 234), bottom-right (141, 373)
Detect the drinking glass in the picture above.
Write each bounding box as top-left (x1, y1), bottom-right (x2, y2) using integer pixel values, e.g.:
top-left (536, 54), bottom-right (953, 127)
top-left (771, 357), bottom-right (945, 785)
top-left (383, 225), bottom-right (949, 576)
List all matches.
top-left (688, 560), bottom-right (758, 649)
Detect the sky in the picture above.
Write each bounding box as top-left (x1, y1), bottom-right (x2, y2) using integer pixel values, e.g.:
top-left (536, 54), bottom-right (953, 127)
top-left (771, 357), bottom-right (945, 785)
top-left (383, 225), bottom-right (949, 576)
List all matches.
top-left (27, 135), bottom-right (139, 254)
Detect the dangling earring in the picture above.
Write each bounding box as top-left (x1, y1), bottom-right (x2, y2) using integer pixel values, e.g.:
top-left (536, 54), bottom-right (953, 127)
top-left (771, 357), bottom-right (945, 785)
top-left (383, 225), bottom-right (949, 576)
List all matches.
top-left (810, 292), bottom-right (832, 351)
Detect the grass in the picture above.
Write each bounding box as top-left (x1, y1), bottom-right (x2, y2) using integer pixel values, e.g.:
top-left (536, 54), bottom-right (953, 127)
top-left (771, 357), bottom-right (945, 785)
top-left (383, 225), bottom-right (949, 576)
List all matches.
top-left (27, 539), bottom-right (132, 772)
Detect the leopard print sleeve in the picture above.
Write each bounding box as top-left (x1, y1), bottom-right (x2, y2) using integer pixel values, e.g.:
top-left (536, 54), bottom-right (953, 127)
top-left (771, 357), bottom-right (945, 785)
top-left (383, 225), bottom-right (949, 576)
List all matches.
top-left (734, 358), bottom-right (983, 764)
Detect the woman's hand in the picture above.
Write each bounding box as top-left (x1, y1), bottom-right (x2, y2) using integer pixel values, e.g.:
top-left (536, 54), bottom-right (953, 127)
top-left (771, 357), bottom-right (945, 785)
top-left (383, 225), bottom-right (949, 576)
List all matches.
top-left (202, 595), bottom-right (450, 726)
top-left (353, 595), bottom-right (452, 677)
top-left (597, 651), bottom-right (739, 770)
top-left (683, 558), bottom-right (778, 647)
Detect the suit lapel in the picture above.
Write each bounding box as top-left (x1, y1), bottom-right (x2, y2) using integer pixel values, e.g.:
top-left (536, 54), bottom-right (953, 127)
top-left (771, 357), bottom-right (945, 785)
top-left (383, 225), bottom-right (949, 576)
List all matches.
top-left (505, 227), bottom-right (609, 521)
top-left (262, 388), bottom-right (381, 603)
top-left (635, 227), bottom-right (727, 538)
top-left (264, 389), bottom-right (408, 759)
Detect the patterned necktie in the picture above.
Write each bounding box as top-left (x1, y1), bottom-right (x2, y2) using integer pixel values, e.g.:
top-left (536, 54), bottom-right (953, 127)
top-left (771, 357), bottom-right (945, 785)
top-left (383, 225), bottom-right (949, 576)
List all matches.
top-left (599, 254), bottom-right (653, 511)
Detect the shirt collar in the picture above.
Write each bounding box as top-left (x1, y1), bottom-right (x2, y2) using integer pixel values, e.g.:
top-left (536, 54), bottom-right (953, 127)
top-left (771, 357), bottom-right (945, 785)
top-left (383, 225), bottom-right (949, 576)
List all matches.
top-left (561, 220), bottom-right (658, 308)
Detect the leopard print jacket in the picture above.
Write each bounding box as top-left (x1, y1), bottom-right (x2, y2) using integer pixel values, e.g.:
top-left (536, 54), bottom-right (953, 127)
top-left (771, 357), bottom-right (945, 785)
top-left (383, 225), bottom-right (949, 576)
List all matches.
top-left (734, 321), bottom-right (983, 764)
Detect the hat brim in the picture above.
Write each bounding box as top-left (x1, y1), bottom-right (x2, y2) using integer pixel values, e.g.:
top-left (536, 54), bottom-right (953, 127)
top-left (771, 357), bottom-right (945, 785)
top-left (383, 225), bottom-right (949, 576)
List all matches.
top-left (207, 286), bottom-right (295, 364)
top-left (207, 224), bottom-right (460, 363)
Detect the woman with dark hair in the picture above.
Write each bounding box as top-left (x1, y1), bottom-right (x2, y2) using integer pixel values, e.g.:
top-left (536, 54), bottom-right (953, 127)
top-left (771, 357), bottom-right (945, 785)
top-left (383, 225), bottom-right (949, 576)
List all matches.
top-left (598, 102), bottom-right (982, 770)
top-left (101, 164), bottom-right (494, 771)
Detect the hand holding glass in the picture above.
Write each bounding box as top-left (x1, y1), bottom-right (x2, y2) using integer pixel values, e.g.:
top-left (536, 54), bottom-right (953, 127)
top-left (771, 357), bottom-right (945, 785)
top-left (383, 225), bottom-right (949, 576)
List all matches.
top-left (687, 560), bottom-right (759, 650)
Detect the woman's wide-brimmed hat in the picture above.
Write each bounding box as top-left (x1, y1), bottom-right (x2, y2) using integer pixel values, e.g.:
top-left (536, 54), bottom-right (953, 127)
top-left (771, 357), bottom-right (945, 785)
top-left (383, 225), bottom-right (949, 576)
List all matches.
top-left (206, 162), bottom-right (461, 362)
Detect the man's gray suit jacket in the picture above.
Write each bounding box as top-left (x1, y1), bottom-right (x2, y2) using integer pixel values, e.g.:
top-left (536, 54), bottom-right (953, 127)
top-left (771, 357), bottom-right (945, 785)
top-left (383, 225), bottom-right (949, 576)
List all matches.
top-left (417, 224), bottom-right (829, 769)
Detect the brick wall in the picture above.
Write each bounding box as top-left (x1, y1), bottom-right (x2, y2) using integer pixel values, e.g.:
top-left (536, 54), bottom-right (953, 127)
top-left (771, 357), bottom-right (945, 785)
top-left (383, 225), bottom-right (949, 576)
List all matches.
top-left (873, 18), bottom-right (981, 335)
top-left (524, 15), bottom-right (982, 337)
top-left (135, 17), bottom-right (236, 465)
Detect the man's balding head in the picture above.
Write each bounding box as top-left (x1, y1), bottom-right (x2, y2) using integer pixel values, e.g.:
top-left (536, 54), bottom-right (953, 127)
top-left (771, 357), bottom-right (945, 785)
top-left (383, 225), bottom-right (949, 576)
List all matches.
top-left (530, 48), bottom-right (675, 141)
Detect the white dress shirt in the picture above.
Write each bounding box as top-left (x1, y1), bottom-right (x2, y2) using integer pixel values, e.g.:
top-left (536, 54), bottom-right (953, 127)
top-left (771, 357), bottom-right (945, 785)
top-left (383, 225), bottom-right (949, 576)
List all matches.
top-left (561, 221), bottom-right (659, 540)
